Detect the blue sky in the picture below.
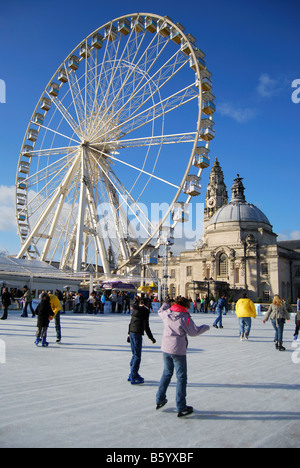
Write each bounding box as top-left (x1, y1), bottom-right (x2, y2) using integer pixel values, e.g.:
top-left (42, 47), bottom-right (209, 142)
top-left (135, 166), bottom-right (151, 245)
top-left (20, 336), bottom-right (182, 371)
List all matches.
top-left (0, 0), bottom-right (299, 255)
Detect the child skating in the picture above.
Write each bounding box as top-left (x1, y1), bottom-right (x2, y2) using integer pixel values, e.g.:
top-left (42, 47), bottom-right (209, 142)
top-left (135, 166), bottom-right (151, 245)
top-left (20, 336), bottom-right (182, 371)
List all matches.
top-left (34, 293), bottom-right (54, 347)
top-left (156, 297), bottom-right (210, 417)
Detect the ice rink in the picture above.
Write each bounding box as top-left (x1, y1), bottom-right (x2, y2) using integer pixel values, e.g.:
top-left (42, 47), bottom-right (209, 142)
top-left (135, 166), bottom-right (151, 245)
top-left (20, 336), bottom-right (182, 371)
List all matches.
top-left (0, 309), bottom-right (299, 448)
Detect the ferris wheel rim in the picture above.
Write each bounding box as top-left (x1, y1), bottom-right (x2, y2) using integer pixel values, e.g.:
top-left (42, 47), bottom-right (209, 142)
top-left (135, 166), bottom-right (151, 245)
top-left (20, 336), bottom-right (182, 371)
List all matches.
top-left (15, 12), bottom-right (213, 272)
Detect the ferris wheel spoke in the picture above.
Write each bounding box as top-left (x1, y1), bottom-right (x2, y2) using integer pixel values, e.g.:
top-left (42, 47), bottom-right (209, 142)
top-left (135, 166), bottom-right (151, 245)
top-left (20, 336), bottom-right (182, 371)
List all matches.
top-left (89, 28), bottom-right (155, 141)
top-left (67, 69), bottom-right (87, 136)
top-left (99, 83), bottom-right (198, 143)
top-left (32, 121), bottom-right (81, 145)
top-left (26, 146), bottom-right (80, 158)
top-left (90, 145), bottom-right (179, 189)
top-left (112, 48), bottom-right (189, 133)
top-left (26, 150), bottom-right (79, 191)
top-left (47, 93), bottom-right (82, 137)
top-left (17, 153), bottom-right (81, 259)
top-left (110, 132), bottom-right (197, 148)
top-left (88, 31), bottom-right (147, 142)
top-left (89, 150), bottom-right (153, 237)
top-left (89, 32), bottom-right (170, 143)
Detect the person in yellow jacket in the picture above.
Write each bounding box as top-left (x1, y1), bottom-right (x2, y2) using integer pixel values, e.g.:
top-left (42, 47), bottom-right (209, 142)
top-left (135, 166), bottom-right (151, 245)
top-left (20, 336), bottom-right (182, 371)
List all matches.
top-left (48, 292), bottom-right (62, 343)
top-left (235, 292), bottom-right (257, 340)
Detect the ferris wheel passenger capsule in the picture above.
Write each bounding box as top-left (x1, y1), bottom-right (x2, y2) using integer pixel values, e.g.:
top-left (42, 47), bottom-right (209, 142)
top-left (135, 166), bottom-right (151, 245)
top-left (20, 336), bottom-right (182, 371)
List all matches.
top-left (80, 43), bottom-right (92, 58)
top-left (32, 113), bottom-right (44, 125)
top-left (200, 69), bottom-right (212, 91)
top-left (105, 24), bottom-right (117, 41)
top-left (27, 129), bottom-right (38, 142)
top-left (141, 245), bottom-right (158, 265)
top-left (181, 34), bottom-right (196, 56)
top-left (200, 118), bottom-right (215, 141)
top-left (49, 82), bottom-right (60, 97)
top-left (131, 16), bottom-right (144, 33)
top-left (145, 17), bottom-right (157, 33)
top-left (193, 146), bottom-right (210, 169)
top-left (19, 161), bottom-right (30, 174)
top-left (68, 55), bottom-right (80, 70)
top-left (91, 33), bottom-right (104, 49)
top-left (190, 48), bottom-right (206, 71)
top-left (118, 18), bottom-right (131, 35)
top-left (20, 228), bottom-right (28, 238)
top-left (22, 145), bottom-right (34, 157)
top-left (159, 226), bottom-right (174, 246)
top-left (184, 175), bottom-right (201, 196)
top-left (157, 19), bottom-right (171, 37)
top-left (58, 68), bottom-right (68, 83)
top-left (40, 97), bottom-right (51, 111)
top-left (16, 195), bottom-right (26, 206)
top-left (170, 23), bottom-right (185, 44)
top-left (202, 91), bottom-right (216, 115)
top-left (172, 202), bottom-right (189, 223)
top-left (17, 177), bottom-right (27, 190)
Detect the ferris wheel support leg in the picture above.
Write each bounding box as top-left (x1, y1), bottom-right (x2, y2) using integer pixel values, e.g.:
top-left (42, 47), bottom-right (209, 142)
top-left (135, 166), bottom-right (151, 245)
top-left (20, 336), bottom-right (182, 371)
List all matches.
top-left (74, 148), bottom-right (89, 272)
top-left (17, 153), bottom-right (81, 260)
top-left (85, 183), bottom-right (110, 276)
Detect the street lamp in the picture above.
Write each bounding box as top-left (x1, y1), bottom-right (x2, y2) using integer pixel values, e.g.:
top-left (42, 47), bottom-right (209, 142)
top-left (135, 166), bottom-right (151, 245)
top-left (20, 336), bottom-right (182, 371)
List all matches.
top-left (203, 277), bottom-right (214, 303)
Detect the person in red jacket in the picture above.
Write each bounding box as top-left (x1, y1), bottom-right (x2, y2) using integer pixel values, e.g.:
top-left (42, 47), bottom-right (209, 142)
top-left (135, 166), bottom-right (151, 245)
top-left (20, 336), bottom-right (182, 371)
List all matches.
top-left (156, 297), bottom-right (210, 417)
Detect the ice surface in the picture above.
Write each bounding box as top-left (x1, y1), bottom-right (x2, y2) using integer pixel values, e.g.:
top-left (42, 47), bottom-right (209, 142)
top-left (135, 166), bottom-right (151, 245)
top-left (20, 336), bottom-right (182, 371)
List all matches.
top-left (0, 310), bottom-right (299, 448)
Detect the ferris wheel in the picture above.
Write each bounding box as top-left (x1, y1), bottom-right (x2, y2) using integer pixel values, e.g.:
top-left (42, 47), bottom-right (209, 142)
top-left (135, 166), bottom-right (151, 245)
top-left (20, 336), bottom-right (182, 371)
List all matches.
top-left (15, 13), bottom-right (215, 275)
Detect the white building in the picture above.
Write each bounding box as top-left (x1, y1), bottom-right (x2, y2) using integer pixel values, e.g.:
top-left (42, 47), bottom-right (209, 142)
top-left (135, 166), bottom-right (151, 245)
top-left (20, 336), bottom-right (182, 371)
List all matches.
top-left (154, 159), bottom-right (300, 302)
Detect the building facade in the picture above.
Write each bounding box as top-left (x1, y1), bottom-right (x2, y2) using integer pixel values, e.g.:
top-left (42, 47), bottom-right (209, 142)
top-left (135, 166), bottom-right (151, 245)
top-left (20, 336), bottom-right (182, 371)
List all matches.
top-left (153, 159), bottom-right (300, 302)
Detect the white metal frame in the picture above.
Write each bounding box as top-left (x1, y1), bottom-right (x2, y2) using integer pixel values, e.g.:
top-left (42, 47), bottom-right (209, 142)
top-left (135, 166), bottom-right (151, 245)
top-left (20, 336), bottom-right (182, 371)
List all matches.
top-left (15, 13), bottom-right (214, 274)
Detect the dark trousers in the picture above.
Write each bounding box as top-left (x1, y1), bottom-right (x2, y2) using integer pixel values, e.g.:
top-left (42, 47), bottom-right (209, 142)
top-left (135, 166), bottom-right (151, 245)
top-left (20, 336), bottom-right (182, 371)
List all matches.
top-left (1, 306), bottom-right (8, 319)
top-left (294, 318), bottom-right (300, 336)
top-left (22, 302), bottom-right (35, 317)
top-left (55, 312), bottom-right (61, 341)
top-left (130, 332), bottom-right (143, 379)
top-left (271, 319), bottom-right (285, 343)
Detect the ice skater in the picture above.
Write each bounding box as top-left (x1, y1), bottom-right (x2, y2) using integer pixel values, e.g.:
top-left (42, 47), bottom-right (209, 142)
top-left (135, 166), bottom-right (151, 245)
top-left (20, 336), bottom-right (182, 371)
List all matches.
top-left (20, 285), bottom-right (35, 318)
top-left (156, 297), bottom-right (210, 417)
top-left (34, 293), bottom-right (54, 347)
top-left (1, 287), bottom-right (14, 320)
top-left (127, 300), bottom-right (156, 384)
top-left (294, 297), bottom-right (300, 341)
top-left (235, 292), bottom-right (257, 340)
top-left (263, 295), bottom-right (290, 351)
top-left (212, 295), bottom-right (228, 329)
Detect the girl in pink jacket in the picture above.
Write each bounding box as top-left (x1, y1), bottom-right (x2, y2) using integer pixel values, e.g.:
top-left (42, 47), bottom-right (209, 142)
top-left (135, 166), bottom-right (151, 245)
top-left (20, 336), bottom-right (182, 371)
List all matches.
top-left (156, 297), bottom-right (210, 417)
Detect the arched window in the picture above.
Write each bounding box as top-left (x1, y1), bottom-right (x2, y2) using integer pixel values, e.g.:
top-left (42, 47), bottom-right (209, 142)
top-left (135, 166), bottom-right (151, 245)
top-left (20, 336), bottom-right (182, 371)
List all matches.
top-left (218, 253), bottom-right (228, 277)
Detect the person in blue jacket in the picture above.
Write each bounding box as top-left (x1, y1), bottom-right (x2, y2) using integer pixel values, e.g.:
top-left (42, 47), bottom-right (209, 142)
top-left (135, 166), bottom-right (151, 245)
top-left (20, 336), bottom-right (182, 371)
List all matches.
top-left (213, 295), bottom-right (228, 329)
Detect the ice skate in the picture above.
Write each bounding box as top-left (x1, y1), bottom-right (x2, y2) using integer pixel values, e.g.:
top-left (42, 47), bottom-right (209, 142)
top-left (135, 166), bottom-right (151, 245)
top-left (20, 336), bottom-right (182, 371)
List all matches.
top-left (177, 406), bottom-right (193, 418)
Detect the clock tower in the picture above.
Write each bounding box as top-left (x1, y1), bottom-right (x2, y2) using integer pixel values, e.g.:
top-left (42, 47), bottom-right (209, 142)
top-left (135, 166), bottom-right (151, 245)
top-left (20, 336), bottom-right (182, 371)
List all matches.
top-left (204, 158), bottom-right (228, 221)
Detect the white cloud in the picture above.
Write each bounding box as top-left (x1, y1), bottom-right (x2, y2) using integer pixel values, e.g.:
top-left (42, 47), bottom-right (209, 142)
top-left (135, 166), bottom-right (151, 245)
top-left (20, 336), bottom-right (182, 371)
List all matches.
top-left (217, 101), bottom-right (257, 123)
top-left (277, 230), bottom-right (300, 241)
top-left (0, 185), bottom-right (17, 231)
top-left (256, 73), bottom-right (280, 97)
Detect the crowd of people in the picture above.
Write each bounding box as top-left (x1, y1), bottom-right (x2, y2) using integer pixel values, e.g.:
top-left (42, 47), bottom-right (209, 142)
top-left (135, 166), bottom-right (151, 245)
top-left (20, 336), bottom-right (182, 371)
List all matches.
top-left (0, 283), bottom-right (299, 417)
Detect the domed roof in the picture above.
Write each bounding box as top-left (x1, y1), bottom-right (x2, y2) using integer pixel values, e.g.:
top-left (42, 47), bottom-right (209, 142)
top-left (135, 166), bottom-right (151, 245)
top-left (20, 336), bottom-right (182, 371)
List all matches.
top-left (208, 202), bottom-right (271, 225)
top-left (208, 174), bottom-right (271, 227)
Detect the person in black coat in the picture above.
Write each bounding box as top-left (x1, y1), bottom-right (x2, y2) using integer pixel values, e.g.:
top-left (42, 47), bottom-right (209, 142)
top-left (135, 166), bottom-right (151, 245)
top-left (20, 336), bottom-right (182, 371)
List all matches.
top-left (34, 293), bottom-right (54, 347)
top-left (127, 300), bottom-right (156, 384)
top-left (1, 287), bottom-right (14, 320)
